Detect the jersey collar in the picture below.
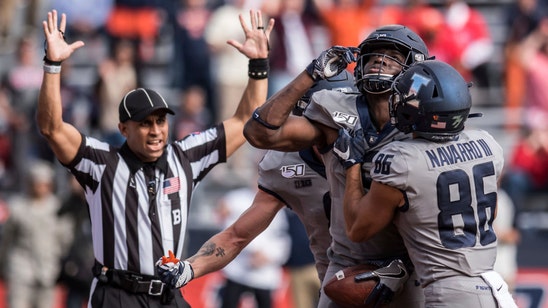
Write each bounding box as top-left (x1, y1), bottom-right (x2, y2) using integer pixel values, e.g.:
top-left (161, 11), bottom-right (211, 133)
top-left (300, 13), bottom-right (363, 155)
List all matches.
top-left (120, 142), bottom-right (169, 175)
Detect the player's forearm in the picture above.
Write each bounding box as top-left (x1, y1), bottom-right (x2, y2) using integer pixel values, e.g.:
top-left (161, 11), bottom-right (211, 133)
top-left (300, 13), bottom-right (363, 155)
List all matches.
top-left (257, 71), bottom-right (314, 125)
top-left (244, 71), bottom-right (314, 146)
top-left (343, 164), bottom-right (366, 242)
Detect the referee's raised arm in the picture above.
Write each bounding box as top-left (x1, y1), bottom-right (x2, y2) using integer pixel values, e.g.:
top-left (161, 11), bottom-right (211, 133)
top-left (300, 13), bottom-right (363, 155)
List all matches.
top-left (37, 9), bottom-right (84, 165)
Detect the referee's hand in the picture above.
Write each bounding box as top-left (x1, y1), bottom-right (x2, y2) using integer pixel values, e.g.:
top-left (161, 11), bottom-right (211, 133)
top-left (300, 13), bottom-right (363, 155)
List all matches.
top-left (155, 250), bottom-right (194, 289)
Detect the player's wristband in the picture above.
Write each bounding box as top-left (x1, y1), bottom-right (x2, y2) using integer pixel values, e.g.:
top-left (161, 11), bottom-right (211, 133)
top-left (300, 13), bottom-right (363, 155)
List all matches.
top-left (248, 58), bottom-right (269, 79)
top-left (43, 55), bottom-right (62, 66)
top-left (252, 108), bottom-right (280, 130)
top-left (43, 64), bottom-right (61, 74)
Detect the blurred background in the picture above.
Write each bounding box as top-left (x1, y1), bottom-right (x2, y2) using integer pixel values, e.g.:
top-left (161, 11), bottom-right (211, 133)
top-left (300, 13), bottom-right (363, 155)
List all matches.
top-left (0, 0), bottom-right (547, 307)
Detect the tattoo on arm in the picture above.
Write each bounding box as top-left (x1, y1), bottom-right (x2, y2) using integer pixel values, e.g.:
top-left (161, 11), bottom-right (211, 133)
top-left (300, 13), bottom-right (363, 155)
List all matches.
top-left (196, 241), bottom-right (226, 259)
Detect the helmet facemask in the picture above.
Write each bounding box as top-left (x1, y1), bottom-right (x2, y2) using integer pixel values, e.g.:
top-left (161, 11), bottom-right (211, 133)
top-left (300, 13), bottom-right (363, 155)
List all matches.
top-left (354, 25), bottom-right (429, 95)
top-left (356, 52), bottom-right (407, 94)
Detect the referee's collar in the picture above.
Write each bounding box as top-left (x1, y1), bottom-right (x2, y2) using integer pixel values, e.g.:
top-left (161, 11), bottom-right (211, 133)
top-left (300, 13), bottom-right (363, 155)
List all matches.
top-left (120, 142), bottom-right (169, 175)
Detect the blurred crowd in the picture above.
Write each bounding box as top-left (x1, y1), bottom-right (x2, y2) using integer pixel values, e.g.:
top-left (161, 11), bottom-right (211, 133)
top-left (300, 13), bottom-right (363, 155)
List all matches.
top-left (0, 0), bottom-right (547, 307)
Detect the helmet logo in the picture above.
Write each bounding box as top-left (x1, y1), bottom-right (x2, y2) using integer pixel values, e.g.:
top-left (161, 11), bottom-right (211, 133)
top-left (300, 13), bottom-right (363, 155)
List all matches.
top-left (451, 115), bottom-right (465, 128)
top-left (400, 72), bottom-right (431, 109)
top-left (408, 73), bottom-right (430, 97)
top-left (375, 33), bottom-right (390, 39)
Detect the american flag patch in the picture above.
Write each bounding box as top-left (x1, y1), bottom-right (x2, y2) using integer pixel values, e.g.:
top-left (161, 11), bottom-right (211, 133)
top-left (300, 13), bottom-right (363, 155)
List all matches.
top-left (163, 177), bottom-right (180, 195)
top-left (431, 122), bottom-right (446, 129)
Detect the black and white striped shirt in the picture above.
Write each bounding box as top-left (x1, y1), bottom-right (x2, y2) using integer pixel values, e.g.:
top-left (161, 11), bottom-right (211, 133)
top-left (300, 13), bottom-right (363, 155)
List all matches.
top-left (65, 124), bottom-right (227, 276)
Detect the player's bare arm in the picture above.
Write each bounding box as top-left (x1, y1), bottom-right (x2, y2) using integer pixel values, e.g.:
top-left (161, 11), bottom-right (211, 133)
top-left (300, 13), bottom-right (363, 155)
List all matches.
top-left (343, 164), bottom-right (404, 242)
top-left (37, 10), bottom-right (84, 165)
top-left (185, 189), bottom-right (285, 279)
top-left (222, 10), bottom-right (273, 157)
top-left (244, 46), bottom-right (358, 151)
top-left (244, 71), bottom-right (322, 151)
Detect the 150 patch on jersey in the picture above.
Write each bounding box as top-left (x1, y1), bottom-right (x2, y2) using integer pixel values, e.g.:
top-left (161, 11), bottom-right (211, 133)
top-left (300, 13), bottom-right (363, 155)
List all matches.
top-left (332, 111), bottom-right (358, 126)
top-left (280, 163), bottom-right (305, 178)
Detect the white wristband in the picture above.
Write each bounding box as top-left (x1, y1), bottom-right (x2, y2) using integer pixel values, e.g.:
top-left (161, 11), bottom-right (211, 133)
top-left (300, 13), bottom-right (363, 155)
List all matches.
top-left (43, 64), bottom-right (61, 74)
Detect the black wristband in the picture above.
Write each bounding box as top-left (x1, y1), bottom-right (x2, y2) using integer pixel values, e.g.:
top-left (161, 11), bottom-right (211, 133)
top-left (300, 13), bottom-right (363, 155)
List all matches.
top-left (252, 108), bottom-right (280, 130)
top-left (43, 55), bottom-right (62, 66)
top-left (248, 58), bottom-right (269, 79)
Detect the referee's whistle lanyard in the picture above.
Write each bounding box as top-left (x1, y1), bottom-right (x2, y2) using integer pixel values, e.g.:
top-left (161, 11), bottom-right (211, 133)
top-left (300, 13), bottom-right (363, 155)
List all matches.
top-left (143, 165), bottom-right (157, 218)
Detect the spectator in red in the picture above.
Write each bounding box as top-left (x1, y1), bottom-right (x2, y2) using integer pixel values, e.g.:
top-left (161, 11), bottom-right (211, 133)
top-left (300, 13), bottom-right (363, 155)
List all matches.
top-left (430, 0), bottom-right (494, 87)
top-left (501, 127), bottom-right (548, 220)
top-left (501, 10), bottom-right (548, 221)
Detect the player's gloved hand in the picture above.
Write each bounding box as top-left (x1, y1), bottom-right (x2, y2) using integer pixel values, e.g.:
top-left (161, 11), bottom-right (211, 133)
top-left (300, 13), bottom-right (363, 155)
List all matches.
top-left (332, 128), bottom-right (366, 169)
top-left (306, 46), bottom-right (359, 81)
top-left (155, 250), bottom-right (194, 289)
top-left (355, 259), bottom-right (410, 307)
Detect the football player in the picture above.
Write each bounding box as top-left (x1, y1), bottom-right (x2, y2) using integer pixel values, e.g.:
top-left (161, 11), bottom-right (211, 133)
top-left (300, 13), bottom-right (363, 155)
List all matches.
top-left (244, 25), bottom-right (429, 307)
top-left (336, 60), bottom-right (518, 308)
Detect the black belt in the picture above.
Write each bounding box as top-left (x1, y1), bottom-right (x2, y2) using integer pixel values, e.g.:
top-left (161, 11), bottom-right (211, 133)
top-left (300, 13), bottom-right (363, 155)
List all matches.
top-left (92, 260), bottom-right (168, 298)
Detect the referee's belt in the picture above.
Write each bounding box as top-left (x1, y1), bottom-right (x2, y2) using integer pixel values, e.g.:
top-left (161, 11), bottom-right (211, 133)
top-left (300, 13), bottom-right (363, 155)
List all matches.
top-left (92, 260), bottom-right (166, 296)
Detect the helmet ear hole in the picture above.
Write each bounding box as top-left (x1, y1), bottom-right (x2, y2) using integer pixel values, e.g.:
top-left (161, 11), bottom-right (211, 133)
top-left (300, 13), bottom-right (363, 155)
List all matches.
top-left (432, 87), bottom-right (439, 98)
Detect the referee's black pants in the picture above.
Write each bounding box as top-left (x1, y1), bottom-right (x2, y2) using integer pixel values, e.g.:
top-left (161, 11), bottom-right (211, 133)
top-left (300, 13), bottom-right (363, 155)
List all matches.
top-left (90, 280), bottom-right (191, 308)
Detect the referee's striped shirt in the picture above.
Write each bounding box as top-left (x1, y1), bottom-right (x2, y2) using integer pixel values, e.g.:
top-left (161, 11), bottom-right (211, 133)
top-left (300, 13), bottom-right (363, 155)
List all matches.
top-left (65, 124), bottom-right (227, 276)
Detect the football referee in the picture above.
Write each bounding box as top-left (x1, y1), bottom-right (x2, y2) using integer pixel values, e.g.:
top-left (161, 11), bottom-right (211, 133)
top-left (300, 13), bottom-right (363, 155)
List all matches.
top-left (37, 9), bottom-right (273, 308)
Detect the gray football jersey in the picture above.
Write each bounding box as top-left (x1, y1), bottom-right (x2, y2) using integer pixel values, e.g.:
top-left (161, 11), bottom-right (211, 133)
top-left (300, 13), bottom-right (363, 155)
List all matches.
top-left (257, 149), bottom-right (332, 281)
top-left (304, 90), bottom-right (410, 264)
top-left (370, 129), bottom-right (505, 287)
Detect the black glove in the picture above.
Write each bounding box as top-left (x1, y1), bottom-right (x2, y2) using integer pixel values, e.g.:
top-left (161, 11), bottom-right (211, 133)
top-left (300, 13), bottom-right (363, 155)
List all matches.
top-left (332, 128), bottom-right (366, 169)
top-left (355, 259), bottom-right (410, 308)
top-left (306, 46), bottom-right (359, 81)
